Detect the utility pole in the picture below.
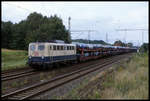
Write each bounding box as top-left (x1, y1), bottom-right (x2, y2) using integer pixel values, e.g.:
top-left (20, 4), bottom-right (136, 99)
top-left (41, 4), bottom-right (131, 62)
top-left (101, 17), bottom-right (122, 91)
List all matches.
top-left (68, 17), bottom-right (71, 41)
top-left (88, 30), bottom-right (91, 44)
top-left (142, 31), bottom-right (144, 44)
top-left (68, 17), bottom-right (71, 33)
top-left (116, 28), bottom-right (148, 45)
top-left (124, 30), bottom-right (127, 43)
top-left (106, 33), bottom-right (108, 43)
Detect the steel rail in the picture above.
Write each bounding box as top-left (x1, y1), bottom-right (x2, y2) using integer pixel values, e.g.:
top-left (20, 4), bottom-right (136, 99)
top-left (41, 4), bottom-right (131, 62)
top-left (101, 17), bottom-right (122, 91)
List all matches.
top-left (2, 71), bottom-right (38, 81)
top-left (21, 55), bottom-right (127, 100)
top-left (1, 54), bottom-right (117, 82)
top-left (2, 54), bottom-right (130, 100)
top-left (2, 69), bottom-right (35, 78)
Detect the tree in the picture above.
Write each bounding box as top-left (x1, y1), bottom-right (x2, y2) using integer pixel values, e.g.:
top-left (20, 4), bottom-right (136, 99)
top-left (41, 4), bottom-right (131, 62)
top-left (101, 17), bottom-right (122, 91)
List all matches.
top-left (2, 12), bottom-right (71, 50)
top-left (113, 40), bottom-right (123, 46)
top-left (113, 40), bottom-right (130, 47)
top-left (127, 42), bottom-right (133, 47)
top-left (1, 21), bottom-right (13, 48)
top-left (10, 21), bottom-right (28, 50)
top-left (25, 14), bottom-right (71, 48)
top-left (140, 43), bottom-right (149, 53)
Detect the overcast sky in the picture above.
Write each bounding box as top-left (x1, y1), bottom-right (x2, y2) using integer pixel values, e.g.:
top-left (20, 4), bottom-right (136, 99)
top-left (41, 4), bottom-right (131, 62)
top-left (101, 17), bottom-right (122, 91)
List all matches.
top-left (2, 1), bottom-right (149, 46)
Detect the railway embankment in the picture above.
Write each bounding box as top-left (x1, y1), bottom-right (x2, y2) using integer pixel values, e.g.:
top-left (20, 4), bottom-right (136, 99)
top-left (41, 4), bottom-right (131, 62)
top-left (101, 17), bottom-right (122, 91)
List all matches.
top-left (58, 53), bottom-right (148, 99)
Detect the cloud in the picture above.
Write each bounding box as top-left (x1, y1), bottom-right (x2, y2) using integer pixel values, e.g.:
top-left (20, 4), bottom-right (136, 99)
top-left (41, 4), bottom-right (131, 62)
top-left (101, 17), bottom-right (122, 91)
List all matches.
top-left (2, 1), bottom-right (148, 45)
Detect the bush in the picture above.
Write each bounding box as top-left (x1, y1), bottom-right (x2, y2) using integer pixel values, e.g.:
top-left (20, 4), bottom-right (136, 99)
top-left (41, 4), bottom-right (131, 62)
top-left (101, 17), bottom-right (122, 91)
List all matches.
top-left (139, 43), bottom-right (149, 53)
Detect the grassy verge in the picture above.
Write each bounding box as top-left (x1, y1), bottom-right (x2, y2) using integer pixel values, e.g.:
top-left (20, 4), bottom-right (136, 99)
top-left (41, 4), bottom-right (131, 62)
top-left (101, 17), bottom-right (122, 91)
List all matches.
top-left (58, 53), bottom-right (148, 99)
top-left (100, 53), bottom-right (148, 99)
top-left (1, 48), bottom-right (28, 71)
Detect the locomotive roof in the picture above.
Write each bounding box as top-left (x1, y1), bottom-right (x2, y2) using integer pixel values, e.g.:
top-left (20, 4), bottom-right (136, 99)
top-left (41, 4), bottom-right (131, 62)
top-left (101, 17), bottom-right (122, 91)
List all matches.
top-left (29, 42), bottom-right (76, 46)
top-left (29, 42), bottom-right (135, 49)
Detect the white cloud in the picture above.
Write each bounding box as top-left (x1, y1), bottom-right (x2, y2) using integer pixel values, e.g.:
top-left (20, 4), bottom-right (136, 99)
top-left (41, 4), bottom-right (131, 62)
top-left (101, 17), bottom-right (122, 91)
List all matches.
top-left (2, 1), bottom-right (149, 45)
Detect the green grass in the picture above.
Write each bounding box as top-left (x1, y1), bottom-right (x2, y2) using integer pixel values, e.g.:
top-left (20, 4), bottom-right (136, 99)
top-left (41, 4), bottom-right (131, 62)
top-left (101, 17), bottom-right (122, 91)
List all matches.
top-left (1, 48), bottom-right (28, 71)
top-left (100, 53), bottom-right (148, 99)
top-left (58, 53), bottom-right (148, 99)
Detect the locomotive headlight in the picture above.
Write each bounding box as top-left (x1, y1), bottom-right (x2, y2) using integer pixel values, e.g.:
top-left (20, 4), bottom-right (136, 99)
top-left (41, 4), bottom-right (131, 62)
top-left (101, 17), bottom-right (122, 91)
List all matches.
top-left (29, 56), bottom-right (32, 59)
top-left (42, 56), bottom-right (44, 59)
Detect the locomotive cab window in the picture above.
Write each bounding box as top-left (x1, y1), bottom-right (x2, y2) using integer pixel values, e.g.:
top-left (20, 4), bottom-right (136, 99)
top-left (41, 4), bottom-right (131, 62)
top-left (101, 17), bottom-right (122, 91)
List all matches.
top-left (38, 45), bottom-right (45, 51)
top-left (57, 46), bottom-right (59, 50)
top-left (53, 45), bottom-right (56, 50)
top-left (67, 46), bottom-right (69, 50)
top-left (61, 46), bottom-right (63, 50)
top-left (30, 45), bottom-right (36, 51)
top-left (50, 46), bottom-right (52, 50)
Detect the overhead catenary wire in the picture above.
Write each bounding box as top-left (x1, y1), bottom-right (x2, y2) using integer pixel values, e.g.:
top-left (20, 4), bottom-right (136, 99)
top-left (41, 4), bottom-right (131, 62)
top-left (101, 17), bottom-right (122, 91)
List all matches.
top-left (71, 30), bottom-right (98, 44)
top-left (71, 32), bottom-right (86, 39)
top-left (115, 28), bottom-right (148, 45)
top-left (4, 3), bottom-right (34, 13)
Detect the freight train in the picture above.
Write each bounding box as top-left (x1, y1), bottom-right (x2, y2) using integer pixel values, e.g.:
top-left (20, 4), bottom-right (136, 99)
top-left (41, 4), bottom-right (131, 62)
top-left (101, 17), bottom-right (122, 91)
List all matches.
top-left (28, 41), bottom-right (137, 69)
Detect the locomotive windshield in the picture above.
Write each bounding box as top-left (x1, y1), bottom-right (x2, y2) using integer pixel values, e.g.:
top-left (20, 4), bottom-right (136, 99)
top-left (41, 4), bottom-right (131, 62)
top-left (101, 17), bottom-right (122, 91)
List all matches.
top-left (30, 45), bottom-right (35, 51)
top-left (38, 45), bottom-right (45, 51)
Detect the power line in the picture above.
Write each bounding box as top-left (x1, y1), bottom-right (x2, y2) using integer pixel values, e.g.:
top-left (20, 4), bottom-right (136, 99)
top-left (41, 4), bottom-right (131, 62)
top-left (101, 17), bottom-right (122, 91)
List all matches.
top-left (115, 28), bottom-right (148, 45)
top-left (71, 32), bottom-right (85, 39)
top-left (71, 30), bottom-right (97, 44)
top-left (4, 3), bottom-right (34, 12)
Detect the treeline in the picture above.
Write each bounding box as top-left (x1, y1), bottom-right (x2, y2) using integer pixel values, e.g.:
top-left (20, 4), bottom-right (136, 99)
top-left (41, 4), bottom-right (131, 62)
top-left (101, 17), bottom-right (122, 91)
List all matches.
top-left (113, 40), bottom-right (133, 47)
top-left (72, 39), bottom-right (110, 45)
top-left (139, 43), bottom-right (149, 53)
top-left (2, 12), bottom-right (71, 50)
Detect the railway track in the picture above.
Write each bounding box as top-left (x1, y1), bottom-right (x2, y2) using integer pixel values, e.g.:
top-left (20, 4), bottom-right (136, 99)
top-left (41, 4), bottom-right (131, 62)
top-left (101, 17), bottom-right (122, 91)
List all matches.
top-left (2, 70), bottom-right (38, 82)
top-left (1, 54), bottom-right (119, 82)
top-left (2, 67), bottom-right (32, 75)
top-left (1, 56), bottom-right (109, 82)
top-left (2, 53), bottom-right (132, 100)
top-left (1, 67), bottom-right (38, 82)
